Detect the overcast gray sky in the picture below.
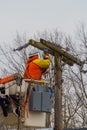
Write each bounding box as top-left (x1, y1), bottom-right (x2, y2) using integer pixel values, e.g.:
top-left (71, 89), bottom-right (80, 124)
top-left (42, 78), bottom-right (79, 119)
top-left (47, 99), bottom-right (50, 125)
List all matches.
top-left (0, 0), bottom-right (87, 44)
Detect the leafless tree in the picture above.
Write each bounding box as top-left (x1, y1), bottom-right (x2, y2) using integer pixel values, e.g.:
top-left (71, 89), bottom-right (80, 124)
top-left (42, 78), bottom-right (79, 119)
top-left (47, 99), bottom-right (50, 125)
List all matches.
top-left (0, 27), bottom-right (87, 129)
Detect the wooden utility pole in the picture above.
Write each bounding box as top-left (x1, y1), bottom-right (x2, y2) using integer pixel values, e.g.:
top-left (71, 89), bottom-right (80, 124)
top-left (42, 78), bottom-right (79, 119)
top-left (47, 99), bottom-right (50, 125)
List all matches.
top-left (54, 54), bottom-right (63, 130)
top-left (27, 39), bottom-right (83, 130)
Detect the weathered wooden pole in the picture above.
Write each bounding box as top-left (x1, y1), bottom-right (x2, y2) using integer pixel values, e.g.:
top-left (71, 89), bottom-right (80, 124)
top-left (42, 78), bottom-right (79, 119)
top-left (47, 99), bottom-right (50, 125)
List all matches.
top-left (54, 53), bottom-right (63, 130)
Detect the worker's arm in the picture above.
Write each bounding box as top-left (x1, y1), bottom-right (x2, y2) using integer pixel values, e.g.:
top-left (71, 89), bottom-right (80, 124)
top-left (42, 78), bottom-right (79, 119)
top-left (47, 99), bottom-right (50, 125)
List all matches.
top-left (32, 59), bottom-right (50, 68)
